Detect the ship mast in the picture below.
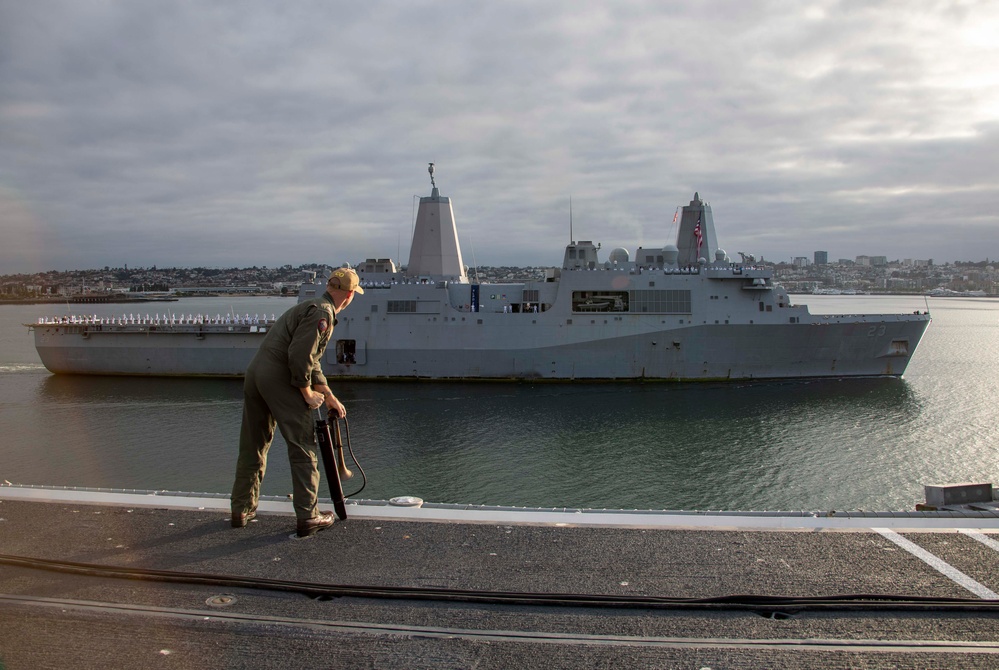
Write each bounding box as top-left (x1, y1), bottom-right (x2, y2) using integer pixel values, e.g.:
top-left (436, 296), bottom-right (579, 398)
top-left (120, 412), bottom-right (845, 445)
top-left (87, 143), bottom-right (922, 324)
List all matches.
top-left (405, 164), bottom-right (467, 281)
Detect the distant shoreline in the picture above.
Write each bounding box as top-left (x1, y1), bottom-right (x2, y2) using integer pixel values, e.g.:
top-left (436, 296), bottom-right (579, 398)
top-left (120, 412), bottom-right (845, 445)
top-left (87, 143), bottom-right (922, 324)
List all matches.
top-left (0, 297), bottom-right (184, 306)
top-left (0, 293), bottom-right (282, 306)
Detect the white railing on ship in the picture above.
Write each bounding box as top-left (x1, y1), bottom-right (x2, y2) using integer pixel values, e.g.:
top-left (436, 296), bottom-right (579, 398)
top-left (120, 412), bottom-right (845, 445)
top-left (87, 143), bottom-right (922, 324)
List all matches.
top-left (36, 314), bottom-right (277, 326)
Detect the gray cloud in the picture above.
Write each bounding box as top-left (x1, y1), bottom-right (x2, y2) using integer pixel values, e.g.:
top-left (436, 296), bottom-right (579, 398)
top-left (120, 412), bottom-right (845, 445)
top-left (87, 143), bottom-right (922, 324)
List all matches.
top-left (1, 0), bottom-right (997, 273)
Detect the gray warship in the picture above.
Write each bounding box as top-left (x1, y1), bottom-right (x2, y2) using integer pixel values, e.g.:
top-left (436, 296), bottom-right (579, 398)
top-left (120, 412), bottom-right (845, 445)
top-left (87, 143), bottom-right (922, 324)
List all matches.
top-left (29, 165), bottom-right (930, 380)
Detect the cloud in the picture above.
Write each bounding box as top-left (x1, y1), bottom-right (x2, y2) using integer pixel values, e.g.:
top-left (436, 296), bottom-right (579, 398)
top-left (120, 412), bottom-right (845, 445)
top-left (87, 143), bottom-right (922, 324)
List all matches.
top-left (1, 0), bottom-right (997, 273)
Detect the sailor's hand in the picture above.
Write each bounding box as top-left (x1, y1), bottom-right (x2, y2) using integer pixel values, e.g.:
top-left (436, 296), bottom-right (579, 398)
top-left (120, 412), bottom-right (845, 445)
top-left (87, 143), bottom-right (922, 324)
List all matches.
top-left (301, 388), bottom-right (325, 410)
top-left (325, 394), bottom-right (346, 419)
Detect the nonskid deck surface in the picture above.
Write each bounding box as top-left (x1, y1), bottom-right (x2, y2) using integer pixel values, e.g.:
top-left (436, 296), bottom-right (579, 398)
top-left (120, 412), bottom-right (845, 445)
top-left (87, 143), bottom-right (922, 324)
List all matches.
top-left (2, 487), bottom-right (998, 668)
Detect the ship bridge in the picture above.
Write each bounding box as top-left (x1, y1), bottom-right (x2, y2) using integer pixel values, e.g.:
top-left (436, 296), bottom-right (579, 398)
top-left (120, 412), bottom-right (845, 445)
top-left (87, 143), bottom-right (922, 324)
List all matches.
top-left (562, 240), bottom-right (601, 270)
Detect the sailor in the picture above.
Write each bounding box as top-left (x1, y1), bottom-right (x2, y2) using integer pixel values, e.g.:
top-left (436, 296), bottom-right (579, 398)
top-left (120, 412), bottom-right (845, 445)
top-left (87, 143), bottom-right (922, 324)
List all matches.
top-left (230, 268), bottom-right (364, 538)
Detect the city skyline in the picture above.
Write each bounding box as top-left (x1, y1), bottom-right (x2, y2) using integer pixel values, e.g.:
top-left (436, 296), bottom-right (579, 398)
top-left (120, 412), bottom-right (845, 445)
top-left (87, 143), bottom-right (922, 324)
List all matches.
top-left (5, 250), bottom-right (994, 282)
top-left (5, 255), bottom-right (994, 301)
top-left (1, 236), bottom-right (988, 277)
top-left (2, 2), bottom-right (997, 274)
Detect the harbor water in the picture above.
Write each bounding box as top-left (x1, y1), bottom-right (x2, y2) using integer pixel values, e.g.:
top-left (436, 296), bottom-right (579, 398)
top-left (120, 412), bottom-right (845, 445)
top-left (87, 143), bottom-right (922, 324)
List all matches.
top-left (1, 294), bottom-right (997, 511)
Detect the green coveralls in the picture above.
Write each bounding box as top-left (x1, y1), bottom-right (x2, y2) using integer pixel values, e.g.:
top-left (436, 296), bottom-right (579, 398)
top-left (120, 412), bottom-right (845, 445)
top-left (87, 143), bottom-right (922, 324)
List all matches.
top-left (231, 293), bottom-right (337, 520)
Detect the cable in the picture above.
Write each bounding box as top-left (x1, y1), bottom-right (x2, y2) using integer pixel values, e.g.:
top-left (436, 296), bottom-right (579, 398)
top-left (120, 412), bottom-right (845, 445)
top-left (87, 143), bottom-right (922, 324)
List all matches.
top-left (340, 416), bottom-right (366, 499)
top-left (2, 553), bottom-right (998, 613)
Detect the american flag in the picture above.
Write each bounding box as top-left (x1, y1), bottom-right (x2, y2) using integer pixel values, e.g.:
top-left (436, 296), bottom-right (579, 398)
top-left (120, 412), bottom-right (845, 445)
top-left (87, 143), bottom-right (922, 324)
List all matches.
top-left (693, 216), bottom-right (703, 251)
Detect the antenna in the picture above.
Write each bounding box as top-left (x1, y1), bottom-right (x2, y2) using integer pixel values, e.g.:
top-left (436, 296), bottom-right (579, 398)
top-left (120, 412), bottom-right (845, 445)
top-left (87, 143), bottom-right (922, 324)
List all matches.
top-left (428, 162), bottom-right (436, 188)
top-left (468, 235), bottom-right (480, 284)
top-left (569, 195), bottom-right (574, 245)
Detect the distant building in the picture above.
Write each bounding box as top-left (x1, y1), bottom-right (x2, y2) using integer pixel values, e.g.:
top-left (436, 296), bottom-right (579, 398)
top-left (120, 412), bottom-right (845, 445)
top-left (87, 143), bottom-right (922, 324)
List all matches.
top-left (814, 251), bottom-right (828, 265)
top-left (855, 255), bottom-right (887, 267)
top-left (793, 256), bottom-right (810, 268)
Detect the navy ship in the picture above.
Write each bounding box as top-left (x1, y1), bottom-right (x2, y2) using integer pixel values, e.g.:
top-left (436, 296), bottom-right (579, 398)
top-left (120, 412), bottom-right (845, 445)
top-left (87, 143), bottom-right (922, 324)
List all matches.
top-left (29, 165), bottom-right (930, 380)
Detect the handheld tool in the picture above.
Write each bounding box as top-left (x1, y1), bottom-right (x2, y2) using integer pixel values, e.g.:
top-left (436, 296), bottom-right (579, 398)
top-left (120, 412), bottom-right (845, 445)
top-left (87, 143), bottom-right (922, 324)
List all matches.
top-left (315, 409), bottom-right (348, 520)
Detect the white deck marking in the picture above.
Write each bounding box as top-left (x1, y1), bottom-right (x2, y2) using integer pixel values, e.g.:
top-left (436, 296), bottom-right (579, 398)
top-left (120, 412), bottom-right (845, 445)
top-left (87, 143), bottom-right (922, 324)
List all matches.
top-left (961, 529), bottom-right (999, 553)
top-left (874, 528), bottom-right (999, 600)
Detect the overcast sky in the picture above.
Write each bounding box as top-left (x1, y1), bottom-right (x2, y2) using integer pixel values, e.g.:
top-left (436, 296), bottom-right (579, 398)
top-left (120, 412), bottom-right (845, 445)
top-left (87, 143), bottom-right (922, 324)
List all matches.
top-left (1, 1), bottom-right (997, 274)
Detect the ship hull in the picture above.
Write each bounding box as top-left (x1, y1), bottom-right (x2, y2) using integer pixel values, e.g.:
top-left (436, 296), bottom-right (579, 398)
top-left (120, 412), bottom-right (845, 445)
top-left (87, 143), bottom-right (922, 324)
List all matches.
top-left (32, 314), bottom-right (929, 381)
top-left (322, 315), bottom-right (928, 381)
top-left (33, 327), bottom-right (263, 377)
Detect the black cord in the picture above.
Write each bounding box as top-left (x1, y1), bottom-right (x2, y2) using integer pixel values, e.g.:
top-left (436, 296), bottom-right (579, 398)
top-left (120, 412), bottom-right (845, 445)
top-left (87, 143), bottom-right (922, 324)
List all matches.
top-left (2, 553), bottom-right (998, 613)
top-left (339, 416), bottom-right (366, 499)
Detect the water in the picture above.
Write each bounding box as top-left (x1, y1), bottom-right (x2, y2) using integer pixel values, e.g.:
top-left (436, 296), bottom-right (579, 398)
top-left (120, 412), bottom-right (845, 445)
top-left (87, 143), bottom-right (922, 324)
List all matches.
top-left (2, 294), bottom-right (997, 511)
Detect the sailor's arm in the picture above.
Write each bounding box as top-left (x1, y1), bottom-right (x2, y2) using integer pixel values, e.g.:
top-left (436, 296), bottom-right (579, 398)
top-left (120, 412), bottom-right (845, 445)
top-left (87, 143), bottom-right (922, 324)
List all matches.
top-left (312, 383), bottom-right (346, 418)
top-left (287, 304), bottom-right (328, 385)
